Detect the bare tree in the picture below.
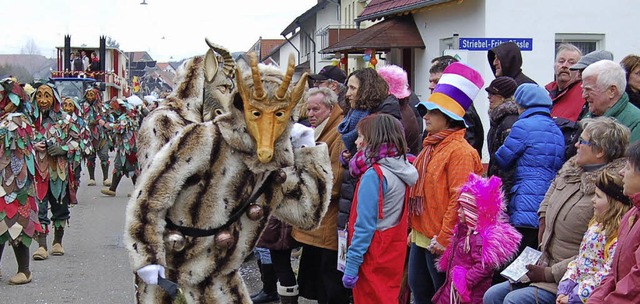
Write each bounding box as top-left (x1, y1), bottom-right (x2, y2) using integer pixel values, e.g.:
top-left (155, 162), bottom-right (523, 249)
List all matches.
top-left (20, 39), bottom-right (42, 56)
top-left (106, 36), bottom-right (120, 49)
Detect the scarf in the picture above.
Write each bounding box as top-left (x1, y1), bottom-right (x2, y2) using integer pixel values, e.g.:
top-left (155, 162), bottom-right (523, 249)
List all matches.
top-left (338, 109), bottom-right (369, 153)
top-left (349, 144), bottom-right (399, 178)
top-left (409, 128), bottom-right (457, 215)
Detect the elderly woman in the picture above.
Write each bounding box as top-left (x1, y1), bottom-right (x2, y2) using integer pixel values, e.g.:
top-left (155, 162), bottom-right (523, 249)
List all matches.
top-left (486, 76), bottom-right (519, 200)
top-left (484, 117), bottom-right (630, 304)
top-left (620, 54), bottom-right (640, 108)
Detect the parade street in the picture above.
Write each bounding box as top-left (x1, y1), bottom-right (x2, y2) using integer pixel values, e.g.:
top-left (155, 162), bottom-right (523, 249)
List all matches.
top-left (0, 161), bottom-right (300, 304)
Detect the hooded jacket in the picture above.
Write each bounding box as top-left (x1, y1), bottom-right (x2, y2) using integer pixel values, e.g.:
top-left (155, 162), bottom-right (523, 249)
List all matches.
top-left (488, 42), bottom-right (537, 86)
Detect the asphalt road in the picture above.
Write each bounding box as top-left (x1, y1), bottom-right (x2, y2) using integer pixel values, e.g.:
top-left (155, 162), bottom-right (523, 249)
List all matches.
top-left (0, 159), bottom-right (314, 304)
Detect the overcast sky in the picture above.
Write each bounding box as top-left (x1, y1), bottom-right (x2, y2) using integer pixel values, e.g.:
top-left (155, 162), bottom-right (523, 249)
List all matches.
top-left (2, 0), bottom-right (317, 61)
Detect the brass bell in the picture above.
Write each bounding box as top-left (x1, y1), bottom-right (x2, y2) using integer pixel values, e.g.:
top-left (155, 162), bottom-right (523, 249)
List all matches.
top-left (215, 230), bottom-right (234, 248)
top-left (164, 230), bottom-right (186, 252)
top-left (246, 204), bottom-right (264, 220)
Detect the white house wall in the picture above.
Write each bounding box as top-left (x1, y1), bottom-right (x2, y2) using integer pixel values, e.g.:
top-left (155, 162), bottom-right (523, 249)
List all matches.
top-left (412, 0), bottom-right (640, 161)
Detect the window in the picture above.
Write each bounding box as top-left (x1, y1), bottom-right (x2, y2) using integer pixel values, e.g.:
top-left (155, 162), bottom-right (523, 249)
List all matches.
top-left (555, 33), bottom-right (605, 55)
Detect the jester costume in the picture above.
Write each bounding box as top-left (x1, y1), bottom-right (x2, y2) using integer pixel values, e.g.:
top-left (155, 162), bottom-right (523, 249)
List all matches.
top-left (0, 78), bottom-right (42, 284)
top-left (31, 82), bottom-right (80, 260)
top-left (81, 87), bottom-right (111, 186)
top-left (124, 41), bottom-right (332, 303)
top-left (100, 98), bottom-right (139, 196)
top-left (61, 97), bottom-right (93, 205)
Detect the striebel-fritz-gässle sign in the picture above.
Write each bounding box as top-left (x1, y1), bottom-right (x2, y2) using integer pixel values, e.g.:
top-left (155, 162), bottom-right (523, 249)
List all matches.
top-left (458, 38), bottom-right (533, 51)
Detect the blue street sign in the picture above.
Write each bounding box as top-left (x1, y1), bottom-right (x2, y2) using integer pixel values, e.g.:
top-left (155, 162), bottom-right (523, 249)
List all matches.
top-left (459, 38), bottom-right (533, 51)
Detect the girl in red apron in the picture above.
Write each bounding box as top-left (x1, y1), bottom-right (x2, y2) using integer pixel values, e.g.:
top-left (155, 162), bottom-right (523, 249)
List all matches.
top-left (341, 113), bottom-right (418, 303)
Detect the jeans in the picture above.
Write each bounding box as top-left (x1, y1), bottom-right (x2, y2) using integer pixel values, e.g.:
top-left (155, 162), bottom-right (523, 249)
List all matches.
top-left (407, 243), bottom-right (445, 304)
top-left (483, 281), bottom-right (557, 304)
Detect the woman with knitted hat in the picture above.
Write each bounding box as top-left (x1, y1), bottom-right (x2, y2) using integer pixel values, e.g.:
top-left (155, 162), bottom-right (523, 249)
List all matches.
top-left (494, 83), bottom-right (565, 255)
top-left (377, 65), bottom-right (423, 154)
top-left (432, 173), bottom-right (521, 304)
top-left (486, 76), bottom-right (519, 202)
top-left (408, 62), bottom-right (485, 304)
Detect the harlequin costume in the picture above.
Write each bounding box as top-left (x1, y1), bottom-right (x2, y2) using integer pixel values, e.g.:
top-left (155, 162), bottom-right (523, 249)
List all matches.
top-left (81, 87), bottom-right (111, 186)
top-left (30, 82), bottom-right (80, 260)
top-left (61, 97), bottom-right (92, 205)
top-left (100, 98), bottom-right (139, 196)
top-left (0, 78), bottom-right (43, 284)
top-left (124, 41), bottom-right (332, 303)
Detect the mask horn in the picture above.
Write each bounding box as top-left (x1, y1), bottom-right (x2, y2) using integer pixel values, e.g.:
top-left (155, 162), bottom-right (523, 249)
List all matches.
top-left (276, 54), bottom-right (296, 100)
top-left (248, 52), bottom-right (266, 100)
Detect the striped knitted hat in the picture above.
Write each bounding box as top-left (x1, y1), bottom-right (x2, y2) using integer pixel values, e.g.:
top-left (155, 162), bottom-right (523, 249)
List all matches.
top-left (417, 62), bottom-right (484, 126)
top-left (458, 192), bottom-right (478, 229)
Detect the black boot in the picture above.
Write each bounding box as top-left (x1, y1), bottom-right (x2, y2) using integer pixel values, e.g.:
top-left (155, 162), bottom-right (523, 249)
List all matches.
top-left (277, 283), bottom-right (299, 304)
top-left (52, 227), bottom-right (65, 256)
top-left (0, 242), bottom-right (4, 277)
top-left (9, 243), bottom-right (32, 284)
top-left (101, 173), bottom-right (122, 196)
top-left (87, 161), bottom-right (96, 185)
top-left (252, 261), bottom-right (279, 303)
top-left (33, 232), bottom-right (48, 260)
top-left (102, 163), bottom-right (111, 186)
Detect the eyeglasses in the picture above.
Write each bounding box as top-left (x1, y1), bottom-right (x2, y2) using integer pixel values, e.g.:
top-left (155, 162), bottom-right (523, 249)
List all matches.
top-left (578, 137), bottom-right (592, 146)
top-left (313, 80), bottom-right (328, 87)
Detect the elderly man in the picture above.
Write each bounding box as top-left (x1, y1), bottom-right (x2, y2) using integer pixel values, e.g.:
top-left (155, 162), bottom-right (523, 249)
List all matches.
top-left (292, 87), bottom-right (351, 304)
top-left (583, 60), bottom-right (640, 142)
top-left (546, 43), bottom-right (585, 121)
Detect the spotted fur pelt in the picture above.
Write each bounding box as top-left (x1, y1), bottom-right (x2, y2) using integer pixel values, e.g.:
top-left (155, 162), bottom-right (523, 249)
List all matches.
top-left (124, 47), bottom-right (332, 303)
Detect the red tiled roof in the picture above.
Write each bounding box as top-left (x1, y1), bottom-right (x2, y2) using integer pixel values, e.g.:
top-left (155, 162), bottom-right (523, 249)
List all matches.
top-left (260, 39), bottom-right (286, 60)
top-left (358, 0), bottom-right (456, 22)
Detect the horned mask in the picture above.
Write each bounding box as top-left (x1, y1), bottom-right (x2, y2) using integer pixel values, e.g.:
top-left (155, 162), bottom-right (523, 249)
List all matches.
top-left (235, 53), bottom-right (308, 163)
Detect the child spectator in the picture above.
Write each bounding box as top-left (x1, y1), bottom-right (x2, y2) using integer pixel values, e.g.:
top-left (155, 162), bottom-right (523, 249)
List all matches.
top-left (341, 113), bottom-right (418, 303)
top-left (433, 173), bottom-right (521, 304)
top-left (556, 170), bottom-right (631, 304)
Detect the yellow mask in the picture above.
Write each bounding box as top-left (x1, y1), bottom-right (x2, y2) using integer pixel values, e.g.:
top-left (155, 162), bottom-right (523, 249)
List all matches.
top-left (36, 85), bottom-right (54, 110)
top-left (235, 53), bottom-right (307, 163)
top-left (63, 97), bottom-right (76, 113)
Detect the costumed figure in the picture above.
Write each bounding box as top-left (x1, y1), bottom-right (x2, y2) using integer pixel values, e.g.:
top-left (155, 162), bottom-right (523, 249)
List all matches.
top-left (81, 87), bottom-right (112, 187)
top-left (432, 173), bottom-right (521, 304)
top-left (61, 97), bottom-right (92, 205)
top-left (30, 82), bottom-right (80, 260)
top-left (0, 78), bottom-right (42, 284)
top-left (100, 98), bottom-right (139, 197)
top-left (124, 40), bottom-right (332, 303)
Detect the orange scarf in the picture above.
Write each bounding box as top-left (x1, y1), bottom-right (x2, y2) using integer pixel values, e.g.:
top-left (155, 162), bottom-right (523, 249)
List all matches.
top-left (409, 128), bottom-right (457, 215)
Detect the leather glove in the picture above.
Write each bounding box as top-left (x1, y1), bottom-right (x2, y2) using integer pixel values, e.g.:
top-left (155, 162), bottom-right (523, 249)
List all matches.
top-left (342, 274), bottom-right (358, 289)
top-left (290, 123), bottom-right (315, 148)
top-left (47, 144), bottom-right (67, 156)
top-left (525, 264), bottom-right (547, 283)
top-left (136, 264), bottom-right (166, 285)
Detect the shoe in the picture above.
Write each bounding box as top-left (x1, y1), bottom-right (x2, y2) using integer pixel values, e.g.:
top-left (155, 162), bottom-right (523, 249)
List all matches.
top-left (8, 272), bottom-right (32, 285)
top-left (101, 188), bottom-right (116, 196)
top-left (33, 246), bottom-right (49, 260)
top-left (52, 243), bottom-right (65, 256)
top-left (251, 290), bottom-right (279, 303)
top-left (103, 179), bottom-right (112, 186)
top-left (87, 179), bottom-right (96, 186)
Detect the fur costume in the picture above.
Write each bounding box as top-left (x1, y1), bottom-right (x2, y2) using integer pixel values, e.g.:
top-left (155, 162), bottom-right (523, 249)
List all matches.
top-left (433, 174), bottom-right (521, 304)
top-left (124, 40), bottom-right (332, 303)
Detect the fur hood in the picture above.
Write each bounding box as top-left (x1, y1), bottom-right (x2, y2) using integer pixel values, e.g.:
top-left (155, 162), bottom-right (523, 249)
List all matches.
top-left (556, 156), bottom-right (627, 197)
